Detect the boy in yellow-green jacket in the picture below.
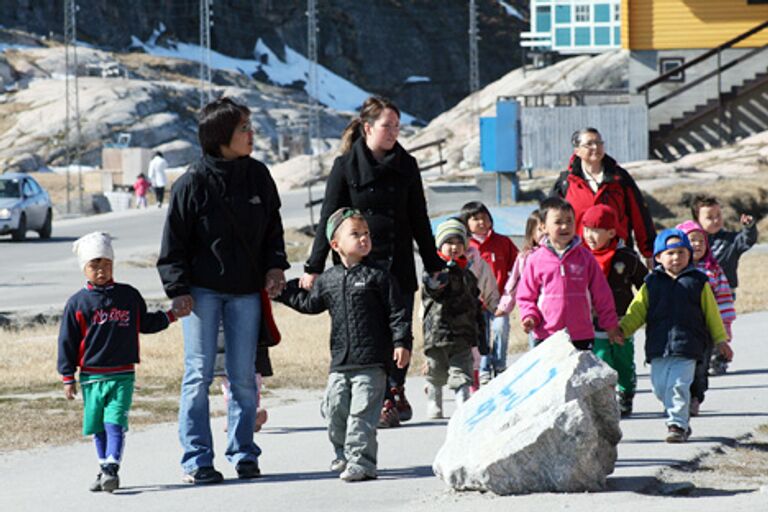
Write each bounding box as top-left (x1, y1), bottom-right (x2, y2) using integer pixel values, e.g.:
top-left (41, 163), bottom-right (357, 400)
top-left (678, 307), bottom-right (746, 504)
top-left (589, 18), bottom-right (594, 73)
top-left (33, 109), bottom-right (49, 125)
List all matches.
top-left (620, 228), bottom-right (733, 444)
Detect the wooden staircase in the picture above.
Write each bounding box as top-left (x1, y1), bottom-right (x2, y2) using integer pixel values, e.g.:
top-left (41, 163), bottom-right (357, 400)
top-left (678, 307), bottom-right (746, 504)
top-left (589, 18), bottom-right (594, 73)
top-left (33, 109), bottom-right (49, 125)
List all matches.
top-left (637, 21), bottom-right (768, 162)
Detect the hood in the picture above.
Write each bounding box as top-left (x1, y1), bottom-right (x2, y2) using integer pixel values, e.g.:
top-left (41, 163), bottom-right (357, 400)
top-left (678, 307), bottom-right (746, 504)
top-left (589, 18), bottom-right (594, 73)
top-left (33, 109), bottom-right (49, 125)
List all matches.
top-left (0, 198), bottom-right (21, 209)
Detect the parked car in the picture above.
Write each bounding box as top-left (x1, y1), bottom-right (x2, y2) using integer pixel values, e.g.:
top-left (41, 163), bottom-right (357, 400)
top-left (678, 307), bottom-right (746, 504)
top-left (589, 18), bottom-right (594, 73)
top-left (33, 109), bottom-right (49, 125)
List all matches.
top-left (0, 173), bottom-right (53, 241)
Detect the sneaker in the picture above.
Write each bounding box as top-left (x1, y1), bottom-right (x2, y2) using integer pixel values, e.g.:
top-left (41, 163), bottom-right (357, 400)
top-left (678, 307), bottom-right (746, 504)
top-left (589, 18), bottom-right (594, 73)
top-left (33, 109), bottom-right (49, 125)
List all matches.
top-left (690, 397), bottom-right (701, 417)
top-left (330, 458), bottom-right (347, 473)
top-left (254, 408), bottom-right (268, 432)
top-left (339, 465), bottom-right (376, 482)
top-left (378, 399), bottom-right (400, 428)
top-left (89, 472), bottom-right (103, 493)
top-left (617, 391), bottom-right (634, 418)
top-left (666, 425), bottom-right (692, 443)
top-left (236, 460), bottom-right (262, 479)
top-left (100, 463), bottom-right (120, 493)
top-left (391, 386), bottom-right (412, 422)
top-left (478, 371), bottom-right (492, 386)
top-left (183, 466), bottom-right (224, 485)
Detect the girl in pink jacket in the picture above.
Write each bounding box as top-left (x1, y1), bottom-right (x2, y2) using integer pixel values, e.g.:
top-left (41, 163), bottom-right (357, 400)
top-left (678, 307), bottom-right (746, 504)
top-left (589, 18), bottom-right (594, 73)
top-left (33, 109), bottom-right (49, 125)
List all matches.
top-left (516, 198), bottom-right (622, 350)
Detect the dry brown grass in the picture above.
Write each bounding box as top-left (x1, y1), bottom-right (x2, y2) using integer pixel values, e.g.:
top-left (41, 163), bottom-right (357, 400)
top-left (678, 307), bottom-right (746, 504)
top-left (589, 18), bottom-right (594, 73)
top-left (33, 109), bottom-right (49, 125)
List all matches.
top-left (734, 251), bottom-right (768, 314)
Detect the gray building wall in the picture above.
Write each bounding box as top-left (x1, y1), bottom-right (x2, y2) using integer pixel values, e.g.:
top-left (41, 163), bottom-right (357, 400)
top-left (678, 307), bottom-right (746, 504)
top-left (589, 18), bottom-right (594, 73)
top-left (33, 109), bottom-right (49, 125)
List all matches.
top-left (629, 49), bottom-right (766, 131)
top-left (521, 104), bottom-right (648, 171)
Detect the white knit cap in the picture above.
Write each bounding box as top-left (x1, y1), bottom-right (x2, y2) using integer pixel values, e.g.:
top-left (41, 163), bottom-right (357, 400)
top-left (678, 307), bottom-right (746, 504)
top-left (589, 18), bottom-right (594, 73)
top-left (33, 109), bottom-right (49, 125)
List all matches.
top-left (72, 231), bottom-right (114, 269)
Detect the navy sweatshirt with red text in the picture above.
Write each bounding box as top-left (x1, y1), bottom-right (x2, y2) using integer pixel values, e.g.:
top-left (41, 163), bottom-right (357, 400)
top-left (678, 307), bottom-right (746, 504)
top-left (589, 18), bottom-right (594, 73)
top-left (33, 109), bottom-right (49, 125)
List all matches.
top-left (57, 282), bottom-right (174, 383)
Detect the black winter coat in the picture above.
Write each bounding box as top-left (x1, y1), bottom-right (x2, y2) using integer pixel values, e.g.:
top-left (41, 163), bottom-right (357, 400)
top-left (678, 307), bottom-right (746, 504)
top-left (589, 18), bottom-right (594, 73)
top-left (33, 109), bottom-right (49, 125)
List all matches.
top-left (305, 138), bottom-right (445, 294)
top-left (421, 263), bottom-right (487, 354)
top-left (594, 246), bottom-right (648, 332)
top-left (157, 155), bottom-right (289, 298)
top-left (709, 223), bottom-right (757, 289)
top-left (278, 262), bottom-right (412, 373)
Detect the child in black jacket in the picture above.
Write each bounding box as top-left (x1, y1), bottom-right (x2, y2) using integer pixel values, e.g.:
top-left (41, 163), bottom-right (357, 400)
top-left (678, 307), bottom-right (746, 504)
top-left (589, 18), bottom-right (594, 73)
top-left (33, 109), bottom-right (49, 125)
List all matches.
top-left (57, 232), bottom-right (179, 493)
top-left (278, 208), bottom-right (411, 482)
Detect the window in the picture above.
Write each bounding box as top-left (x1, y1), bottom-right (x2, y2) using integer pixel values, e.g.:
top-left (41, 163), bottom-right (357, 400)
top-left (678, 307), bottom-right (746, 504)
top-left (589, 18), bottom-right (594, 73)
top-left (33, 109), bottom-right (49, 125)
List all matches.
top-left (555, 5), bottom-right (571, 23)
top-left (595, 27), bottom-right (611, 46)
top-left (555, 28), bottom-right (571, 47)
top-left (659, 57), bottom-right (685, 82)
top-left (575, 27), bottom-right (591, 46)
top-left (575, 4), bottom-right (590, 22)
top-left (594, 4), bottom-right (610, 22)
top-left (536, 6), bottom-right (551, 32)
top-left (614, 26), bottom-right (621, 45)
top-left (747, 1), bottom-right (768, 5)
top-left (22, 180), bottom-right (35, 197)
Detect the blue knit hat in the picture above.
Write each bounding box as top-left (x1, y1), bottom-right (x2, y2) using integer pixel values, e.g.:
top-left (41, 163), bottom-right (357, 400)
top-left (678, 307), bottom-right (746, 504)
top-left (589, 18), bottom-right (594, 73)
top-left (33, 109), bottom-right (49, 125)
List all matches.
top-left (653, 228), bottom-right (693, 258)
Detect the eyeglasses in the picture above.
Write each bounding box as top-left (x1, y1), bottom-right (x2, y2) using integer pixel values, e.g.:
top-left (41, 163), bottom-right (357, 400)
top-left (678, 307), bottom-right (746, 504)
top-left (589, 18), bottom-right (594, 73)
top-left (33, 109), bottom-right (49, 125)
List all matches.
top-left (238, 120), bottom-right (253, 133)
top-left (579, 140), bottom-right (605, 149)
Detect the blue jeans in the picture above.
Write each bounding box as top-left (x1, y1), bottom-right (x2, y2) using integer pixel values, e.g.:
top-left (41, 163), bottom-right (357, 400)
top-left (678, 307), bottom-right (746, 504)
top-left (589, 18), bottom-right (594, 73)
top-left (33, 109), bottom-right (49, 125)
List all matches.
top-left (650, 356), bottom-right (696, 430)
top-left (479, 312), bottom-right (510, 375)
top-left (179, 286), bottom-right (262, 472)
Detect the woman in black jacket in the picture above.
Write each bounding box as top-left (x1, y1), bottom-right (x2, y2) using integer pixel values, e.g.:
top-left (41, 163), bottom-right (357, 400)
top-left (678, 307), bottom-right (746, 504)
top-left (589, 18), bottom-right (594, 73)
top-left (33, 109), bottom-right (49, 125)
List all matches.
top-left (157, 98), bottom-right (289, 484)
top-left (301, 96), bottom-right (444, 428)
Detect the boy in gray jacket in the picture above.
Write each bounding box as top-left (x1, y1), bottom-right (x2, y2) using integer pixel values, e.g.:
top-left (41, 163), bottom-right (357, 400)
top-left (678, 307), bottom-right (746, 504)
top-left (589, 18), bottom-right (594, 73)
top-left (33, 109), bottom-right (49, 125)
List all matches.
top-left (278, 208), bottom-right (411, 482)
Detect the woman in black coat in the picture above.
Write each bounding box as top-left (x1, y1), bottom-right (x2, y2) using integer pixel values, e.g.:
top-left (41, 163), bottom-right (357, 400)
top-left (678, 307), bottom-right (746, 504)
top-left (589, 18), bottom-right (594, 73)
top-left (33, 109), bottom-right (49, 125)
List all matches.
top-left (301, 96), bottom-right (444, 428)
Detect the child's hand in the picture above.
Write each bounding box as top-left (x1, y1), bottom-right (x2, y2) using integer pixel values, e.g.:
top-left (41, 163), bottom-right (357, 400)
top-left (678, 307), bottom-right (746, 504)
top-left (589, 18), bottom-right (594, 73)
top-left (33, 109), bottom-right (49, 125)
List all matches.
top-left (494, 307), bottom-right (506, 317)
top-left (606, 327), bottom-right (624, 346)
top-left (64, 383), bottom-right (77, 400)
top-left (521, 316), bottom-right (536, 333)
top-left (420, 360), bottom-right (429, 376)
top-left (718, 341), bottom-right (733, 362)
top-left (471, 346), bottom-right (481, 371)
top-left (740, 214), bottom-right (755, 226)
top-left (393, 347), bottom-right (410, 369)
top-left (172, 294), bottom-right (194, 317)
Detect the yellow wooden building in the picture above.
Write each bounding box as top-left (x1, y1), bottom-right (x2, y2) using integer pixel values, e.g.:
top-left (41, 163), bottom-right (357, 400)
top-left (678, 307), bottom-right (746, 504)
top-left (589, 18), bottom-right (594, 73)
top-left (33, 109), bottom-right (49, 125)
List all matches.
top-left (621, 0), bottom-right (768, 49)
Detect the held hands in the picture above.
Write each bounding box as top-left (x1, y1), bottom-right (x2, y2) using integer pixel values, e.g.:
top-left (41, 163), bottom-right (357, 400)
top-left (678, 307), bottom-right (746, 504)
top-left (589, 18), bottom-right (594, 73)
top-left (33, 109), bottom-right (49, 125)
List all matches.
top-left (172, 294), bottom-right (194, 318)
top-left (299, 272), bottom-right (318, 291)
top-left (520, 316), bottom-right (537, 333)
top-left (265, 268), bottom-right (287, 299)
top-left (393, 347), bottom-right (411, 369)
top-left (64, 382), bottom-right (77, 400)
top-left (718, 341), bottom-right (734, 362)
top-left (606, 326), bottom-right (625, 346)
top-left (494, 307), bottom-right (506, 317)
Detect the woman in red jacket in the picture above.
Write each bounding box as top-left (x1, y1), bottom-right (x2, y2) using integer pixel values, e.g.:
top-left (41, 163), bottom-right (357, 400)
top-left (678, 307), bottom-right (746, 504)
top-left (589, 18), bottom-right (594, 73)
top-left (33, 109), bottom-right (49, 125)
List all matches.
top-left (551, 127), bottom-right (656, 261)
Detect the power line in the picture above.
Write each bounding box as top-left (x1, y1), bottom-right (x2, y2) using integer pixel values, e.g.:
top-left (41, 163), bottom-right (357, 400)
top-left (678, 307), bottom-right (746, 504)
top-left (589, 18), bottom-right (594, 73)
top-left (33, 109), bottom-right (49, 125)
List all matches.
top-left (306, 0), bottom-right (319, 229)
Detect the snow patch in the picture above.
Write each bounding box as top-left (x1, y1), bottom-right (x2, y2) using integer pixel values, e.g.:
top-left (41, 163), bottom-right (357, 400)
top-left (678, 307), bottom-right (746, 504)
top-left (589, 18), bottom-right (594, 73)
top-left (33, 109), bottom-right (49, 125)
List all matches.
top-left (131, 32), bottom-right (416, 123)
top-left (497, 1), bottom-right (525, 20)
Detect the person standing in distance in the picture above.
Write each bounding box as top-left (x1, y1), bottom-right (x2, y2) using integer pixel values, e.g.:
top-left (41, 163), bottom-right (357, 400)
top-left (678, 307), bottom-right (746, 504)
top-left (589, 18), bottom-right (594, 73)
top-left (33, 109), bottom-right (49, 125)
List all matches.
top-left (148, 151), bottom-right (168, 208)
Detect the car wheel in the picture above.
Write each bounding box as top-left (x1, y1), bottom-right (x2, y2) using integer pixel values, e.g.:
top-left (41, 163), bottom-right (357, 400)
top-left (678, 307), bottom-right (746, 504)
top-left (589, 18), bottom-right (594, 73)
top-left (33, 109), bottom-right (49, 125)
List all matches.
top-left (11, 213), bottom-right (26, 242)
top-left (38, 210), bottom-right (52, 239)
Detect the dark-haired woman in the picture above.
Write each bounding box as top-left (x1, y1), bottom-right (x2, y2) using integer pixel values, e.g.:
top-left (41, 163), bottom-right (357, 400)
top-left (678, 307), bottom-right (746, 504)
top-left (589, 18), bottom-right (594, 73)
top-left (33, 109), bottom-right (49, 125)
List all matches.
top-left (158, 98), bottom-right (289, 484)
top-left (300, 96), bottom-right (444, 428)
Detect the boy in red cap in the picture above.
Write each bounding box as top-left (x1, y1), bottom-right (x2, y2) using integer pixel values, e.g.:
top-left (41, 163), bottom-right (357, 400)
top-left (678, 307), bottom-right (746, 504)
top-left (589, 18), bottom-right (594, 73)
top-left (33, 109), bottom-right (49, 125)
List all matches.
top-left (582, 204), bottom-right (648, 417)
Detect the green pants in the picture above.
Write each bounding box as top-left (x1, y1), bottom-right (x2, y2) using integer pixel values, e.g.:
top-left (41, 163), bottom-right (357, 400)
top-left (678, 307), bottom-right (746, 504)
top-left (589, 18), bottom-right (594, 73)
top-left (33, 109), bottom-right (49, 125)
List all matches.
top-left (81, 374), bottom-right (135, 435)
top-left (424, 346), bottom-right (473, 391)
top-left (593, 335), bottom-right (636, 394)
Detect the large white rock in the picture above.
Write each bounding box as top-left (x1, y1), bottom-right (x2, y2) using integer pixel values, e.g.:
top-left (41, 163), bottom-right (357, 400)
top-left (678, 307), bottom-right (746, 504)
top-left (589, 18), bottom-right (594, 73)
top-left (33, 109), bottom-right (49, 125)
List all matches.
top-left (433, 330), bottom-right (622, 495)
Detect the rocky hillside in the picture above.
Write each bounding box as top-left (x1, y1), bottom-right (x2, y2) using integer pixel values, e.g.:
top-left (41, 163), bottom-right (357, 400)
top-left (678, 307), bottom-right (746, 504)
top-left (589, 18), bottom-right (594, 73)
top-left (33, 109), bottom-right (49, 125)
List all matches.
top-left (0, 0), bottom-right (528, 121)
top-left (0, 35), bottom-right (352, 172)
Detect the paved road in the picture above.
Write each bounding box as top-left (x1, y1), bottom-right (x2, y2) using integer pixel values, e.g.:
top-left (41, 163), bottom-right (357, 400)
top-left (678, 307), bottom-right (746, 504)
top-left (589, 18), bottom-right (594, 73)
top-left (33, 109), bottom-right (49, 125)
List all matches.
top-left (2, 312), bottom-right (767, 511)
top-left (0, 182), bottom-right (513, 314)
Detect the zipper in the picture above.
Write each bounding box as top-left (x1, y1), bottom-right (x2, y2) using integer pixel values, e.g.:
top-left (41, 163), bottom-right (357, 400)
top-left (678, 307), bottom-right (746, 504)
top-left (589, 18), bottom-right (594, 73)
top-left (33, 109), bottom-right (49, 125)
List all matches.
top-left (342, 268), bottom-right (350, 362)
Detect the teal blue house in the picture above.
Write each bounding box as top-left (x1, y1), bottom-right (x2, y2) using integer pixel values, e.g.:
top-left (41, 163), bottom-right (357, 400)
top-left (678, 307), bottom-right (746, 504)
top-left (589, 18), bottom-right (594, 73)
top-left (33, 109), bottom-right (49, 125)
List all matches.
top-left (521, 0), bottom-right (622, 54)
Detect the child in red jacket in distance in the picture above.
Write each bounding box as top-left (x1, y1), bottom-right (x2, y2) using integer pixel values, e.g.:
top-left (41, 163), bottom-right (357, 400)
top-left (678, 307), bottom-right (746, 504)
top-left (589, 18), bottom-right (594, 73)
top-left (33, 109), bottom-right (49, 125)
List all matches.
top-left (460, 201), bottom-right (518, 384)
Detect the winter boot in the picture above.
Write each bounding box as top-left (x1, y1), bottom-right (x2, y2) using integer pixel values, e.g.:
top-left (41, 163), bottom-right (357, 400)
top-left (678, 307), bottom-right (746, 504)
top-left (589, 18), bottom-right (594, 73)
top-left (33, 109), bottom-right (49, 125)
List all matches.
top-left (424, 384), bottom-right (443, 419)
top-left (391, 386), bottom-right (413, 422)
top-left (100, 463), bottom-right (120, 493)
top-left (377, 399), bottom-right (400, 428)
top-left (617, 390), bottom-right (634, 418)
top-left (454, 385), bottom-right (470, 406)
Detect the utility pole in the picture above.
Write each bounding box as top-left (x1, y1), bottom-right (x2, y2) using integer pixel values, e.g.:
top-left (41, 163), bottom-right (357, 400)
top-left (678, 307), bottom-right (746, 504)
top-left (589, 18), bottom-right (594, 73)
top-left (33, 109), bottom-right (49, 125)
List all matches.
top-left (199, 0), bottom-right (213, 109)
top-left (306, 0), bottom-right (320, 229)
top-left (64, 0), bottom-right (82, 213)
top-left (469, 0), bottom-right (480, 95)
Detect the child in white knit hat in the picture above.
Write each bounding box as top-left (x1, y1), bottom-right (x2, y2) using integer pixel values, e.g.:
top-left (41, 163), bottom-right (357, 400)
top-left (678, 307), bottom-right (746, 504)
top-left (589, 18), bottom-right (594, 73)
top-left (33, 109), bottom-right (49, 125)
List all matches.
top-left (57, 231), bottom-right (183, 493)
